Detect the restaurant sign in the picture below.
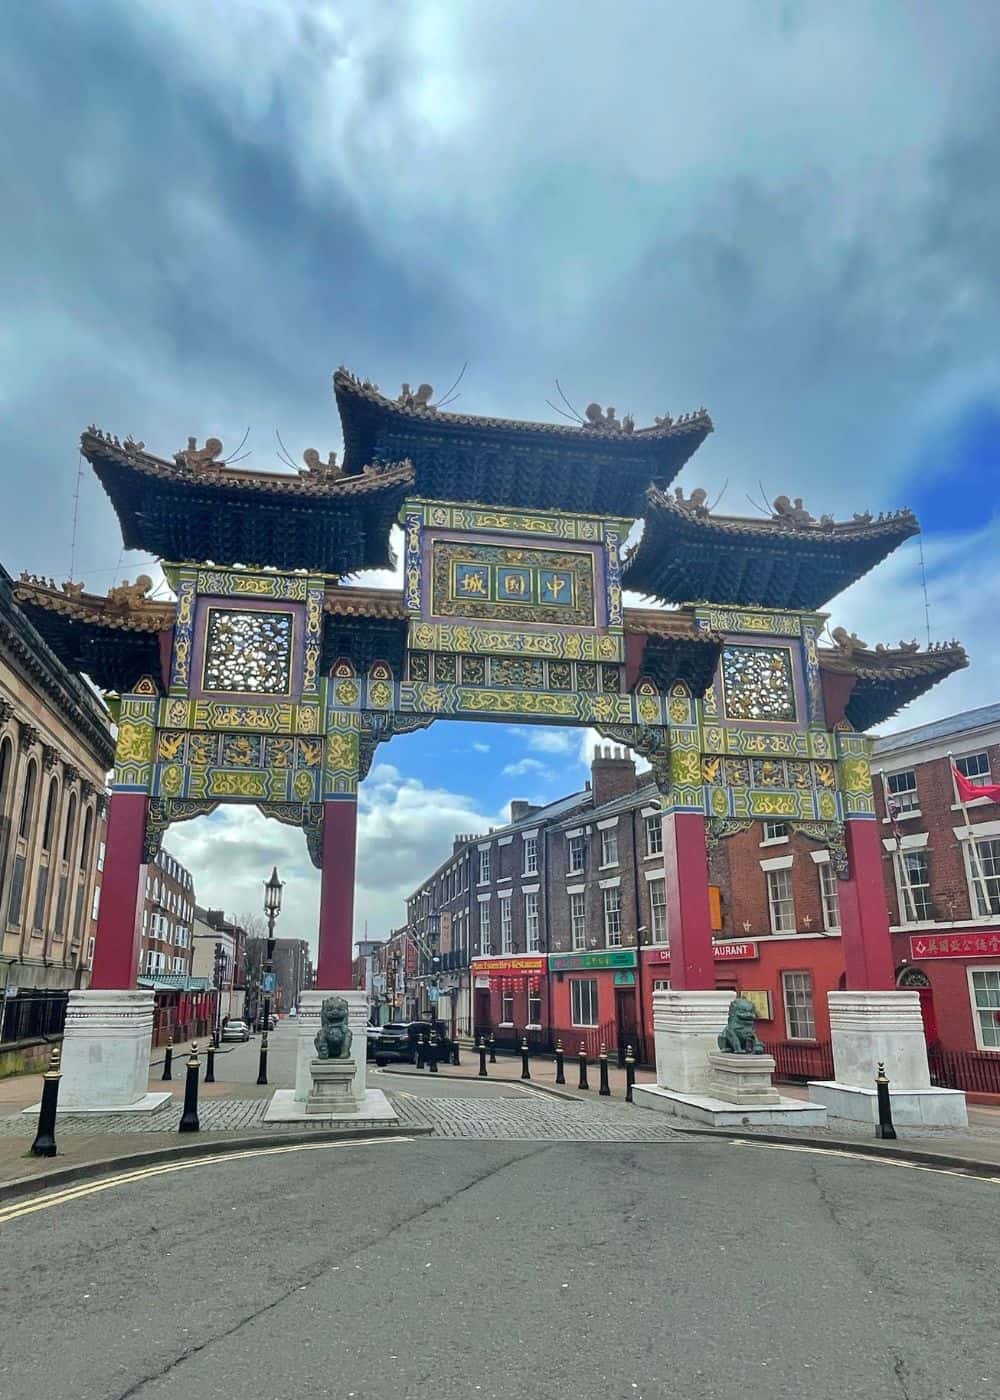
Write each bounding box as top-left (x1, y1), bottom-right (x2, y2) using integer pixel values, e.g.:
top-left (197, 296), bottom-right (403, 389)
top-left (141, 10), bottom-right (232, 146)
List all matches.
top-left (549, 949), bottom-right (637, 972)
top-left (643, 941), bottom-right (759, 963)
top-left (471, 956), bottom-right (547, 975)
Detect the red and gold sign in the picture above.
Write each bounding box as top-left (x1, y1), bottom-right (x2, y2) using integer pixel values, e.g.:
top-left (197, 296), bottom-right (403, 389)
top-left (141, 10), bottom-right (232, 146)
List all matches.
top-left (909, 932), bottom-right (1000, 960)
top-left (473, 956), bottom-right (546, 976)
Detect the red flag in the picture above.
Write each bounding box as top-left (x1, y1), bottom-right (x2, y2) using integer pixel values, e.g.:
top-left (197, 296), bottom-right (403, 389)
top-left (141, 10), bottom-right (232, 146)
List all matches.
top-left (953, 765), bottom-right (1000, 805)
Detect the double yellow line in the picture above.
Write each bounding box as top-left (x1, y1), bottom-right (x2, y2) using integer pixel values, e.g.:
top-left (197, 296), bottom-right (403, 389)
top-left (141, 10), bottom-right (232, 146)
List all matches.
top-left (0, 1136), bottom-right (413, 1225)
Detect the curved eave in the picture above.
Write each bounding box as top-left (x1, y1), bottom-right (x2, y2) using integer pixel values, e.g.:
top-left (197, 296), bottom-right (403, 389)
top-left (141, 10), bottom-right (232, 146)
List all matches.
top-left (334, 370), bottom-right (713, 516)
top-left (82, 431), bottom-right (413, 573)
top-left (13, 584), bottom-right (167, 694)
top-left (819, 644), bottom-right (968, 730)
top-left (623, 490), bottom-right (919, 610)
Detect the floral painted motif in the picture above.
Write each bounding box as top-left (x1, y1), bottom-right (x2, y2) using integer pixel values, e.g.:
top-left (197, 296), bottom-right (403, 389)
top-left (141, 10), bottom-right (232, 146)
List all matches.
top-left (204, 609), bottom-right (293, 694)
top-left (721, 645), bottom-right (796, 723)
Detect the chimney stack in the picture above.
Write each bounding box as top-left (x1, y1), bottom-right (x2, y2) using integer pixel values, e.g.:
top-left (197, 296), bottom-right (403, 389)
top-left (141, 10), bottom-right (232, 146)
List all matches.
top-left (590, 743), bottom-right (637, 805)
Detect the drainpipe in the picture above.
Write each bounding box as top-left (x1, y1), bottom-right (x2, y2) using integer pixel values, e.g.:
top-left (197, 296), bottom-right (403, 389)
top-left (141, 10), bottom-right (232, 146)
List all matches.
top-left (630, 805), bottom-right (645, 1060)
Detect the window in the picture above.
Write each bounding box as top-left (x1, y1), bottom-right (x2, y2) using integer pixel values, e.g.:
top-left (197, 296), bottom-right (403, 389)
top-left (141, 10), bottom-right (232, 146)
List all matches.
top-left (966, 837), bottom-right (1000, 918)
top-left (61, 793), bottom-right (77, 862)
top-left (480, 901), bottom-right (491, 948)
top-left (79, 807), bottom-right (93, 871)
top-left (650, 878), bottom-right (668, 942)
top-left (86, 935), bottom-right (95, 966)
top-left (525, 892), bottom-right (540, 951)
top-left (969, 968), bottom-right (1000, 1050)
top-left (644, 814), bottom-right (663, 857)
top-left (501, 991), bottom-right (514, 1024)
top-left (652, 978), bottom-right (671, 992)
top-left (818, 861), bottom-right (841, 930)
top-left (782, 970), bottom-right (816, 1039)
top-left (895, 849), bottom-right (933, 923)
top-left (91, 886), bottom-right (101, 921)
top-left (523, 835), bottom-right (538, 875)
top-left (570, 891), bottom-right (586, 950)
top-left (18, 758), bottom-right (37, 840)
top-left (571, 978), bottom-right (598, 1027)
top-left (527, 989), bottom-right (542, 1026)
top-left (500, 898), bottom-right (512, 954)
top-left (41, 780), bottom-right (59, 851)
top-left (766, 868), bottom-right (796, 933)
top-left (479, 848), bottom-right (491, 884)
top-left (762, 821), bottom-right (787, 843)
top-left (886, 770), bottom-right (919, 814)
top-left (568, 834), bottom-right (585, 873)
top-left (603, 886), bottom-right (622, 946)
top-left (600, 827), bottom-right (619, 867)
top-left (957, 752), bottom-right (992, 789)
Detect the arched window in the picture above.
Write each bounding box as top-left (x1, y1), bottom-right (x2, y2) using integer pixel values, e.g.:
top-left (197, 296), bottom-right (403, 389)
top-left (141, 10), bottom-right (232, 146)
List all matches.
top-left (0, 737), bottom-right (12, 812)
top-left (42, 779), bottom-right (59, 852)
top-left (18, 759), bottom-right (37, 840)
top-left (62, 791), bottom-right (77, 862)
top-left (897, 966), bottom-right (932, 989)
top-left (79, 805), bottom-right (94, 872)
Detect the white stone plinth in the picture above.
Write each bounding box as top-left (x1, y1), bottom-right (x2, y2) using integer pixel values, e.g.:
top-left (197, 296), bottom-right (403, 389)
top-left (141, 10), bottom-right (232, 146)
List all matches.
top-left (264, 1087), bottom-right (398, 1124)
top-left (706, 1051), bottom-right (781, 1105)
top-left (306, 1056), bottom-right (360, 1114)
top-left (294, 991), bottom-right (368, 1104)
top-left (652, 989), bottom-right (734, 1095)
top-left (808, 1081), bottom-right (968, 1128)
top-left (51, 989), bottom-right (170, 1113)
top-left (634, 1083), bottom-right (827, 1128)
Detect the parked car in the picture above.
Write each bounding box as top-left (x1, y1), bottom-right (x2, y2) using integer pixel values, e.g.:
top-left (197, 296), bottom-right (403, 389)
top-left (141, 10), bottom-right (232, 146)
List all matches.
top-left (365, 1026), bottom-right (381, 1060)
top-left (221, 1019), bottom-right (251, 1042)
top-left (268, 1014), bottom-right (278, 1030)
top-left (371, 1020), bottom-right (451, 1067)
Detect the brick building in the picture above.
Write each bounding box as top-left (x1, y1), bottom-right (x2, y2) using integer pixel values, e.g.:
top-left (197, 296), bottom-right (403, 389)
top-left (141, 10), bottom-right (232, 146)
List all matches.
top-left (138, 847), bottom-right (195, 978)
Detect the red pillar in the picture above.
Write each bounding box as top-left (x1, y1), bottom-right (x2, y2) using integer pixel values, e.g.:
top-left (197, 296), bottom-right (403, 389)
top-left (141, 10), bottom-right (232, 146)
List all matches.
top-left (662, 810), bottom-right (716, 990)
top-left (91, 792), bottom-right (148, 990)
top-left (838, 818), bottom-right (896, 991)
top-left (315, 798), bottom-right (358, 988)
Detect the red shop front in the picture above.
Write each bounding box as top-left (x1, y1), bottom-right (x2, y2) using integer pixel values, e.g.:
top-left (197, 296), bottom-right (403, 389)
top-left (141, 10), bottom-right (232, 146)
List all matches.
top-left (471, 955), bottom-right (547, 1049)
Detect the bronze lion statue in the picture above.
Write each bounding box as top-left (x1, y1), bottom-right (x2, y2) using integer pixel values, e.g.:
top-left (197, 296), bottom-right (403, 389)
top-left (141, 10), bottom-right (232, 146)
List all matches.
top-left (717, 996), bottom-right (765, 1055)
top-left (314, 996), bottom-right (353, 1060)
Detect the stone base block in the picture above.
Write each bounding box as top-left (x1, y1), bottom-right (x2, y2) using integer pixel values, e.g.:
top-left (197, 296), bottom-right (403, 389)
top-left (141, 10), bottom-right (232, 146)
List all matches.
top-left (306, 1056), bottom-right (360, 1114)
top-left (652, 989), bottom-right (735, 1095)
top-left (52, 989), bottom-right (157, 1112)
top-left (295, 990), bottom-right (369, 1104)
top-left (827, 990), bottom-right (932, 1089)
top-left (706, 1051), bottom-right (781, 1105)
top-left (808, 1080), bottom-right (969, 1128)
top-left (263, 1088), bottom-right (398, 1124)
top-left (634, 1083), bottom-right (828, 1128)
top-left (22, 1091), bottom-right (173, 1117)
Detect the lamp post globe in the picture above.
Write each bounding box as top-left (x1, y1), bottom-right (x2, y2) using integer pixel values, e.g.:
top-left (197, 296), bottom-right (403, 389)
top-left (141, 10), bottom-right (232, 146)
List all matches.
top-left (256, 865), bottom-right (284, 1086)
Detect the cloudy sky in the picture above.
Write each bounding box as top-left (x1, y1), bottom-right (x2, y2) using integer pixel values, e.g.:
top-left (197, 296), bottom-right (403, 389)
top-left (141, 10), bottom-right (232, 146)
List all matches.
top-left (4, 2), bottom-right (999, 953)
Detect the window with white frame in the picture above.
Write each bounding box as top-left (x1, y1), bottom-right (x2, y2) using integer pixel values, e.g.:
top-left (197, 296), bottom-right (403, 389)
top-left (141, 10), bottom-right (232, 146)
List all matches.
top-left (969, 968), bottom-right (1000, 1050)
top-left (957, 752), bottom-right (992, 789)
top-left (762, 821), bottom-right (787, 842)
top-left (500, 898), bottom-right (513, 954)
top-left (782, 970), bottom-right (816, 1039)
top-left (525, 892), bottom-right (540, 951)
top-left (895, 849), bottom-right (933, 922)
top-left (86, 936), bottom-right (95, 966)
top-left (479, 848), bottom-right (491, 884)
top-left (567, 834), bottom-right (586, 873)
top-left (501, 991), bottom-right (514, 1024)
top-left (886, 769), bottom-right (919, 814)
top-left (570, 891), bottom-right (586, 950)
top-left (480, 901), bottom-right (491, 948)
top-left (766, 868), bottom-right (796, 933)
top-left (644, 814), bottom-right (663, 857)
top-left (571, 978), bottom-right (598, 1027)
top-left (652, 978), bottom-right (671, 991)
top-left (601, 827), bottom-right (619, 867)
top-left (603, 886), bottom-right (622, 946)
top-left (91, 886), bottom-right (101, 921)
top-left (966, 837), bottom-right (1000, 917)
top-left (523, 834), bottom-right (538, 875)
top-left (818, 861), bottom-right (841, 930)
top-left (649, 878), bottom-right (668, 942)
top-left (527, 988), bottom-right (542, 1026)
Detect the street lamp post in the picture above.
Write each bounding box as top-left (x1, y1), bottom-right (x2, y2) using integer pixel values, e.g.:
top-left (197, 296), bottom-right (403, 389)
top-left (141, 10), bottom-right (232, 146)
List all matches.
top-left (256, 865), bottom-right (284, 1087)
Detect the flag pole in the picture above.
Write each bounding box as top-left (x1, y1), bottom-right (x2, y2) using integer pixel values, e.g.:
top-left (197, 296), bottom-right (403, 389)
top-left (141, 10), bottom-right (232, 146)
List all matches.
top-left (949, 750), bottom-right (989, 917)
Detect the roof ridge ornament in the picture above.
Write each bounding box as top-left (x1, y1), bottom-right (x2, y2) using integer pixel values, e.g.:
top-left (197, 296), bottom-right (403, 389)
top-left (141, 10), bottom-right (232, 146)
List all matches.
top-left (302, 448), bottom-right (343, 478)
top-left (106, 575), bottom-right (154, 610)
top-left (177, 436), bottom-right (225, 469)
top-left (673, 486), bottom-right (710, 516)
top-left (397, 383), bottom-right (435, 411)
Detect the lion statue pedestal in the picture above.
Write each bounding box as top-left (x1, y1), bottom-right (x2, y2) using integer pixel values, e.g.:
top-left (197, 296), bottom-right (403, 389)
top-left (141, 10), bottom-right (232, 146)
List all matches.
top-left (306, 995), bottom-right (361, 1115)
top-left (705, 1051), bottom-right (780, 1106)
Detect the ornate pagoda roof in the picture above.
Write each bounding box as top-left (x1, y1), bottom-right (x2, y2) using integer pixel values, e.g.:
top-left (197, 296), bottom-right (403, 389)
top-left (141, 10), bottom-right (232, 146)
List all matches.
top-left (817, 635), bottom-right (968, 731)
top-left (333, 369), bottom-right (713, 516)
top-left (82, 428), bottom-right (413, 574)
top-left (623, 486), bottom-right (920, 609)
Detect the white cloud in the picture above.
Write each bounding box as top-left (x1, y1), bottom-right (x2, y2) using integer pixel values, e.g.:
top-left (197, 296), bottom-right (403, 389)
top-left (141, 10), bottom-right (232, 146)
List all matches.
top-left (471, 741), bottom-right (491, 753)
top-left (501, 756), bottom-right (552, 778)
top-left (511, 727), bottom-right (579, 756)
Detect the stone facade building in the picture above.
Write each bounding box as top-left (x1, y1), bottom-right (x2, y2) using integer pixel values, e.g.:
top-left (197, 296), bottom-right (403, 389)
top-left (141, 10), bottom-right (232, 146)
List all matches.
top-left (0, 565), bottom-right (113, 995)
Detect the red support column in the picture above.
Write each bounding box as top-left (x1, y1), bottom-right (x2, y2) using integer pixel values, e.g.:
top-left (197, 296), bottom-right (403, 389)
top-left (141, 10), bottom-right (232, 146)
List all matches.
top-left (661, 810), bottom-right (716, 990)
top-left (838, 818), bottom-right (896, 991)
top-left (91, 792), bottom-right (148, 990)
top-left (316, 798), bottom-right (358, 988)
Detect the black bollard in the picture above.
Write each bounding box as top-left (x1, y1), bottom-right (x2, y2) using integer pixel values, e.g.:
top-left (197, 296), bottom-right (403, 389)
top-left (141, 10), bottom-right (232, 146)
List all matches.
top-left (205, 1044), bottom-right (216, 1084)
top-left (625, 1045), bottom-right (636, 1104)
top-left (256, 1026), bottom-right (269, 1086)
top-left (428, 1033), bottom-right (439, 1074)
top-left (554, 1038), bottom-right (565, 1085)
top-left (30, 1045), bottom-right (62, 1158)
top-left (478, 1038), bottom-right (488, 1078)
top-left (578, 1042), bottom-right (589, 1091)
top-left (521, 1037), bottom-right (531, 1080)
top-left (178, 1043), bottom-right (200, 1133)
top-left (161, 1035), bottom-right (174, 1082)
top-left (599, 1042), bottom-right (611, 1096)
top-left (452, 1038), bottom-right (460, 1067)
top-left (875, 1062), bottom-right (896, 1140)
top-left (488, 1034), bottom-right (497, 1064)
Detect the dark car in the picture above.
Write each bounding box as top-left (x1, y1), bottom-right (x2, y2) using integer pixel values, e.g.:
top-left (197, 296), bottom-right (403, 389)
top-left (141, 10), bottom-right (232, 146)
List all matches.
top-left (371, 1021), bottom-right (451, 1067)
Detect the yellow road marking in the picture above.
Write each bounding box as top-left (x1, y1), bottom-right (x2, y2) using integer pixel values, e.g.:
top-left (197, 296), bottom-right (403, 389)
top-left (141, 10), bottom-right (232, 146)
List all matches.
top-left (730, 1137), bottom-right (1000, 1185)
top-left (0, 1136), bottom-right (413, 1224)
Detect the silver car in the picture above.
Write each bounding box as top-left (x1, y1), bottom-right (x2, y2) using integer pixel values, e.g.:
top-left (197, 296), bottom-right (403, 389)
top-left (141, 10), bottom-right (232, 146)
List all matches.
top-left (221, 1019), bottom-right (250, 1042)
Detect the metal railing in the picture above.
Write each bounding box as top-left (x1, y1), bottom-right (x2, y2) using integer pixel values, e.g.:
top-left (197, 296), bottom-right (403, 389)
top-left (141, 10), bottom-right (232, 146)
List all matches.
top-left (1, 990), bottom-right (68, 1045)
top-left (763, 1038), bottom-right (835, 1082)
top-left (929, 1046), bottom-right (1000, 1095)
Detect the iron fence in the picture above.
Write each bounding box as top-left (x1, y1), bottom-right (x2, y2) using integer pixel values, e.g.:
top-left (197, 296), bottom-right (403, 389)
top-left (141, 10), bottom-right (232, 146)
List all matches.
top-left (763, 1038), bottom-right (834, 1082)
top-left (929, 1047), bottom-right (1000, 1095)
top-left (1, 990), bottom-right (68, 1045)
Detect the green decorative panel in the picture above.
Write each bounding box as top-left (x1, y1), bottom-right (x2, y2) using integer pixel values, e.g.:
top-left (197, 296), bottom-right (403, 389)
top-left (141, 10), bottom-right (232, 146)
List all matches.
top-left (195, 569), bottom-right (309, 601)
top-left (430, 540), bottom-right (597, 626)
top-left (403, 498), bottom-right (631, 542)
top-left (407, 620), bottom-right (623, 662)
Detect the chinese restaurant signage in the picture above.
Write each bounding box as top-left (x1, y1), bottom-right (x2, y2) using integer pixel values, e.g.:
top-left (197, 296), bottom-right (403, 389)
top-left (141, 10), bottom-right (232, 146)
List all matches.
top-left (642, 941), bottom-right (759, 963)
top-left (549, 949), bottom-right (637, 972)
top-left (909, 932), bottom-right (1000, 960)
top-left (472, 956), bottom-right (546, 975)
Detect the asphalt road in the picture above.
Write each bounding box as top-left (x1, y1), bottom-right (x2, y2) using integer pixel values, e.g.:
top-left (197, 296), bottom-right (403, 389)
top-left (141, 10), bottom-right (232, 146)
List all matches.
top-left (2, 1127), bottom-right (997, 1400)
